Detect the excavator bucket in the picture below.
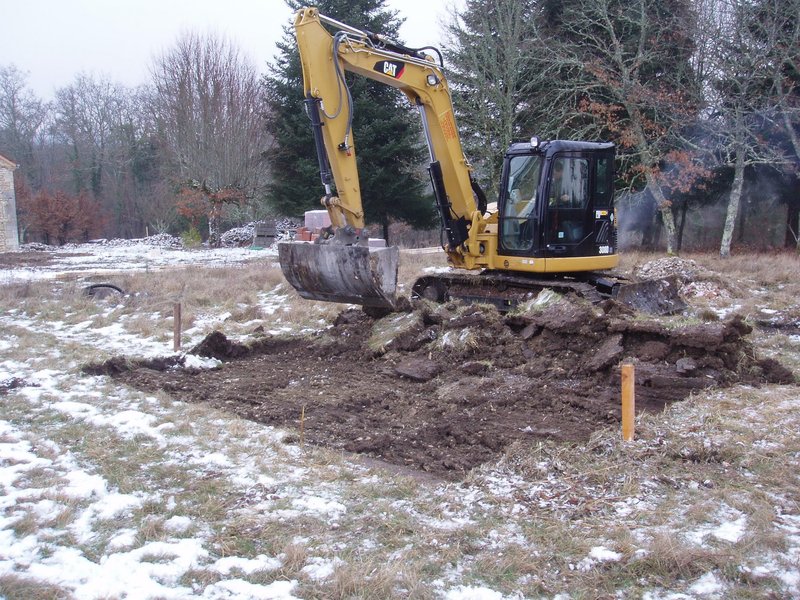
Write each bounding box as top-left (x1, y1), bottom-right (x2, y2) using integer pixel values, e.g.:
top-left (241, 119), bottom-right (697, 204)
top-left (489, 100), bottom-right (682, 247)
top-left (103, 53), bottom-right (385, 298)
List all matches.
top-left (278, 242), bottom-right (399, 310)
top-left (613, 275), bottom-right (687, 315)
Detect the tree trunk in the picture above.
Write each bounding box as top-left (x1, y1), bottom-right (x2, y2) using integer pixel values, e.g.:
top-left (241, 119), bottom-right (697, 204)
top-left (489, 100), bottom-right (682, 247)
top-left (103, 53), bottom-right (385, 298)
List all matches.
top-left (644, 172), bottom-right (678, 254)
top-left (208, 201), bottom-right (222, 248)
top-left (720, 152), bottom-right (746, 257)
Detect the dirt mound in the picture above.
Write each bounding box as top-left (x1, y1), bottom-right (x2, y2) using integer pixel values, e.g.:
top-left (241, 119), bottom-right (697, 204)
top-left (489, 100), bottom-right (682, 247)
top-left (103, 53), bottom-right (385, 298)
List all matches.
top-left (91, 298), bottom-right (795, 479)
top-left (0, 377), bottom-right (35, 395)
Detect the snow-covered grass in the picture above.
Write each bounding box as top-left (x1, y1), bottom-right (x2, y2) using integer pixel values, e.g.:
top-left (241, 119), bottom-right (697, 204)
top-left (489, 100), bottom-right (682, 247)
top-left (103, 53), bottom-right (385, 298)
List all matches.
top-left (0, 242), bottom-right (799, 599)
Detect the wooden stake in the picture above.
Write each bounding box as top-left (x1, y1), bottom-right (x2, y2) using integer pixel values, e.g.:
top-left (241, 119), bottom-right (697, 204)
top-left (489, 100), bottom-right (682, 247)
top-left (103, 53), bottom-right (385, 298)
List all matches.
top-left (299, 405), bottom-right (306, 449)
top-left (173, 302), bottom-right (182, 352)
top-left (621, 363), bottom-right (635, 441)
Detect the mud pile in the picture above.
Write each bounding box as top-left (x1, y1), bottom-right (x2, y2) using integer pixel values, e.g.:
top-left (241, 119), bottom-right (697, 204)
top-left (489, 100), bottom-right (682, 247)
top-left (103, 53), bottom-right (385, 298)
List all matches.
top-left (92, 297), bottom-right (795, 478)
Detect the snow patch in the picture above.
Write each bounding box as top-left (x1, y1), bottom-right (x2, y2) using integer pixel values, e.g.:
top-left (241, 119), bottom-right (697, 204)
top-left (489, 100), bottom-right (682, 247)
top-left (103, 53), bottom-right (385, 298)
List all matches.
top-left (689, 572), bottom-right (725, 596)
top-left (202, 578), bottom-right (299, 599)
top-left (444, 585), bottom-right (507, 599)
top-left (301, 556), bottom-right (343, 581)
top-left (576, 546), bottom-right (623, 571)
top-left (211, 554), bottom-right (282, 575)
top-left (183, 354), bottom-right (223, 370)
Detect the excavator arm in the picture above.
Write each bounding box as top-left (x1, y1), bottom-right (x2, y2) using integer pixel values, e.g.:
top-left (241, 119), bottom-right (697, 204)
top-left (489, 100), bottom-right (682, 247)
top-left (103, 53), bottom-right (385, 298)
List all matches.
top-left (294, 6), bottom-right (482, 246)
top-left (279, 7), bottom-right (488, 309)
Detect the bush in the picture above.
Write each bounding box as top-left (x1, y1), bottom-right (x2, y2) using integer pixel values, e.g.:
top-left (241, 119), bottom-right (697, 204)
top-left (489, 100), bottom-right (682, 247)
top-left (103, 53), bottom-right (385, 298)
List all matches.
top-left (181, 227), bottom-right (202, 248)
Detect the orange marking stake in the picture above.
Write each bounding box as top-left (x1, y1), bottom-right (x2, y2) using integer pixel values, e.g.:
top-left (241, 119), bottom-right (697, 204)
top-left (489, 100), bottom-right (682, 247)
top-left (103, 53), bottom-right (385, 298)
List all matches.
top-left (621, 363), bottom-right (635, 442)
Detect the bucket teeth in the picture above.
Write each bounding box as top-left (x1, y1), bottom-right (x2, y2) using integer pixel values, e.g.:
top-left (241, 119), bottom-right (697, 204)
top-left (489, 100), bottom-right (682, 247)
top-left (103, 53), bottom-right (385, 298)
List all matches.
top-left (278, 242), bottom-right (399, 309)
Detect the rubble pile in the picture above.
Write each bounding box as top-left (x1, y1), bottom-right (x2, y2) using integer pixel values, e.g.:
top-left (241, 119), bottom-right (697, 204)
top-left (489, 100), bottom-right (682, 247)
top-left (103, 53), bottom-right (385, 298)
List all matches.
top-left (220, 218), bottom-right (303, 247)
top-left (634, 256), bottom-right (701, 282)
top-left (220, 223), bottom-right (260, 247)
top-left (22, 234), bottom-right (184, 251)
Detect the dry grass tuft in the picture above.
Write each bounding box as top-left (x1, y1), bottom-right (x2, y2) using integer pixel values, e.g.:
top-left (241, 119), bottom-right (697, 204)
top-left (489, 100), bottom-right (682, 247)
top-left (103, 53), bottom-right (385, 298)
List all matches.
top-left (631, 531), bottom-right (724, 579)
top-left (0, 574), bottom-right (70, 600)
top-left (0, 280), bottom-right (36, 302)
top-left (306, 557), bottom-right (403, 599)
top-left (9, 511), bottom-right (40, 538)
top-left (277, 541), bottom-right (308, 576)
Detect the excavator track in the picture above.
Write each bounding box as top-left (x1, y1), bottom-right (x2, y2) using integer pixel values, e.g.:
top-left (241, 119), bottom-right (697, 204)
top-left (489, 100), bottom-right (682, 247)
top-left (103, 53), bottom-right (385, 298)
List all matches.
top-left (411, 271), bottom-right (686, 315)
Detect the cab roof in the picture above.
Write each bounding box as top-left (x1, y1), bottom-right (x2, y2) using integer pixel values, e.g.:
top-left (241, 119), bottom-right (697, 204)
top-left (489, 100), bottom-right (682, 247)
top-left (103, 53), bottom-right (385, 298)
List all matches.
top-left (506, 140), bottom-right (615, 157)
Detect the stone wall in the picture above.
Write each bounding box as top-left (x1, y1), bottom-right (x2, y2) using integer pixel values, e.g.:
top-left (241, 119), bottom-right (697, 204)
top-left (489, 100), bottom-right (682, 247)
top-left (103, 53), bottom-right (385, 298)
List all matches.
top-left (0, 156), bottom-right (19, 251)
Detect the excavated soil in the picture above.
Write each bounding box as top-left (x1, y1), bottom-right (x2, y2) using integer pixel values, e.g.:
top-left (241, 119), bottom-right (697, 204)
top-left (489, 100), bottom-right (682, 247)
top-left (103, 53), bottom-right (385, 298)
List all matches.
top-left (87, 299), bottom-right (795, 479)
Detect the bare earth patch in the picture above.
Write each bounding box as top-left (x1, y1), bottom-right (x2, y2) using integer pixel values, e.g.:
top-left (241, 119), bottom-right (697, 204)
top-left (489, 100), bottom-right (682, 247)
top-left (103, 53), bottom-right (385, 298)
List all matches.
top-left (88, 297), bottom-right (795, 479)
top-left (0, 250), bottom-right (91, 268)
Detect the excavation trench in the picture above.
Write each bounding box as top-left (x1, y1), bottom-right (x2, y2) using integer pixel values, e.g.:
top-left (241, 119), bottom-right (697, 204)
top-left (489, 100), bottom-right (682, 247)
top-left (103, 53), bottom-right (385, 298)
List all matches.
top-left (87, 298), bottom-right (795, 479)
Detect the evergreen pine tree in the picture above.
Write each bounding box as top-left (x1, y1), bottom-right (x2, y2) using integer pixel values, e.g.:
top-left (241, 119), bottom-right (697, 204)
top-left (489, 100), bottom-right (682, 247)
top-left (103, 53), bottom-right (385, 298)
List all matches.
top-left (443, 0), bottom-right (539, 197)
top-left (264, 0), bottom-right (435, 242)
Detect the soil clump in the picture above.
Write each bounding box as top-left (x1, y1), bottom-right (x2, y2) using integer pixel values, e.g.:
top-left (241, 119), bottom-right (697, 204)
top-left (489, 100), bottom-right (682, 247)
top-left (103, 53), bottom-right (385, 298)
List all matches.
top-left (90, 297), bottom-right (795, 479)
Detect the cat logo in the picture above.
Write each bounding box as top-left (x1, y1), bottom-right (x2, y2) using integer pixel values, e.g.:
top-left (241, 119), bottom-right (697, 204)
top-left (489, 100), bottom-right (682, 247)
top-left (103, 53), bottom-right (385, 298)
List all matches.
top-left (374, 60), bottom-right (405, 79)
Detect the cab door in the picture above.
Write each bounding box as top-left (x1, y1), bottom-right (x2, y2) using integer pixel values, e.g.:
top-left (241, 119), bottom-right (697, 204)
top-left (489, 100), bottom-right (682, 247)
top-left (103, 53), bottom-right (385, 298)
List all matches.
top-left (542, 152), bottom-right (614, 258)
top-left (543, 155), bottom-right (593, 257)
top-left (498, 153), bottom-right (544, 255)
top-left (591, 154), bottom-right (615, 255)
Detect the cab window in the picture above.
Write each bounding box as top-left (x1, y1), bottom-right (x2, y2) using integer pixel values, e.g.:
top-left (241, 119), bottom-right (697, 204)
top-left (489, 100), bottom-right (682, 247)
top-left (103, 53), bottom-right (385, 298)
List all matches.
top-left (594, 157), bottom-right (611, 208)
top-left (548, 157), bottom-right (589, 209)
top-left (500, 155), bottom-right (543, 251)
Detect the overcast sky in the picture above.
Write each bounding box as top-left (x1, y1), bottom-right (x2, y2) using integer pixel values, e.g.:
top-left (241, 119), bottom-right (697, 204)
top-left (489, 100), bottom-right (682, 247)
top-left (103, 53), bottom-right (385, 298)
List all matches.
top-left (1, 0), bottom-right (457, 100)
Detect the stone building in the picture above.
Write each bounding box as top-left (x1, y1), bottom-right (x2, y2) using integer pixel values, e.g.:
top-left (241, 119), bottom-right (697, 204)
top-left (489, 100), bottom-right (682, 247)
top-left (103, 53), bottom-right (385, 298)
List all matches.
top-left (0, 153), bottom-right (19, 251)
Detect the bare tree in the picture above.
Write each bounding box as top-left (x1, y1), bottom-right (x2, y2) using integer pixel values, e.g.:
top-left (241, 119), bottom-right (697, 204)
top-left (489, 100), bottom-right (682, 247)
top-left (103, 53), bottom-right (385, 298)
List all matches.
top-left (51, 74), bottom-right (167, 238)
top-left (443, 0), bottom-right (540, 196)
top-left (148, 32), bottom-right (270, 246)
top-left (697, 0), bottom-right (791, 257)
top-left (760, 0), bottom-right (800, 250)
top-left (0, 65), bottom-right (48, 188)
top-left (532, 0), bottom-right (702, 254)
top-left (763, 0), bottom-right (800, 165)
top-left (54, 74), bottom-right (129, 198)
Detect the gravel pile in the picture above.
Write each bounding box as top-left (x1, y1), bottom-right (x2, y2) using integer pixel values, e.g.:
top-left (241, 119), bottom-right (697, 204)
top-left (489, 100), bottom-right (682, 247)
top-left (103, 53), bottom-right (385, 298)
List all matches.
top-left (80, 234), bottom-right (184, 249)
top-left (19, 222), bottom-right (306, 252)
top-left (275, 217), bottom-right (301, 234)
top-left (634, 257), bottom-right (700, 283)
top-left (19, 243), bottom-right (53, 252)
top-left (681, 280), bottom-right (732, 300)
top-left (220, 219), bottom-right (303, 247)
top-left (21, 235), bottom-right (184, 251)
top-left (220, 224), bottom-right (258, 247)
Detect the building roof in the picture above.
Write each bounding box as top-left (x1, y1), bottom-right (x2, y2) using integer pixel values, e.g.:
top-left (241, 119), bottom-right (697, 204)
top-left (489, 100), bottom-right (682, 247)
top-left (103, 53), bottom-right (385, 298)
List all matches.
top-left (0, 153), bottom-right (18, 170)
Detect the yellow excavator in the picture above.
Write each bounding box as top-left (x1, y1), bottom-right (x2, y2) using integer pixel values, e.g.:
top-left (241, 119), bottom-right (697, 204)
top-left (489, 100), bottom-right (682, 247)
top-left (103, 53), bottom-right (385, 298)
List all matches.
top-left (278, 7), bottom-right (683, 315)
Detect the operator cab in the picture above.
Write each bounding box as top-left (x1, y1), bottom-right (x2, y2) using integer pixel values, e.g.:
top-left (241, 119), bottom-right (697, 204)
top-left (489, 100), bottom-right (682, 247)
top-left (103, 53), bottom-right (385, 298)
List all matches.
top-left (498, 139), bottom-right (616, 260)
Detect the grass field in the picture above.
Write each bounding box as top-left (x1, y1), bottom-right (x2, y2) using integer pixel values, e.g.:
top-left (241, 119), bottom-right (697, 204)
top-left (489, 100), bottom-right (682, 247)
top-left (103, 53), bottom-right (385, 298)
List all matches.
top-left (0, 244), bottom-right (798, 599)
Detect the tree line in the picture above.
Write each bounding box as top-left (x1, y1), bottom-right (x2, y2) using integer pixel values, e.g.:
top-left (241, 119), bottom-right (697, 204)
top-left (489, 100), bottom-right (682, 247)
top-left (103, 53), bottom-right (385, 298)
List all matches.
top-left (445, 0), bottom-right (799, 255)
top-left (1, 0), bottom-right (798, 255)
top-left (1, 34), bottom-right (272, 246)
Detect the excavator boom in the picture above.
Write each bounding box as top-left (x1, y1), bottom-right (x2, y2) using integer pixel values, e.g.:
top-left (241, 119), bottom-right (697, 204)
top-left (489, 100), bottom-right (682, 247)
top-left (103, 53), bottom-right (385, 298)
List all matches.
top-left (278, 7), bottom-right (480, 309)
